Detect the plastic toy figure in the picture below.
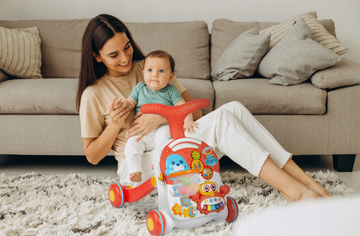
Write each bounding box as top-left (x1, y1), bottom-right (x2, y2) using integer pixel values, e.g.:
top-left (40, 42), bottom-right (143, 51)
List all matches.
top-left (108, 99), bottom-right (239, 235)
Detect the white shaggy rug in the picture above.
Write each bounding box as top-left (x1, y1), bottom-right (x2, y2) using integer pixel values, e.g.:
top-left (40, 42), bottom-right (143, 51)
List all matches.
top-left (0, 171), bottom-right (358, 236)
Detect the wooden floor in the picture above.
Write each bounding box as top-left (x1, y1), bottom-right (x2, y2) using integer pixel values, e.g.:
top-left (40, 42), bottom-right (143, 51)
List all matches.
top-left (1, 154), bottom-right (359, 192)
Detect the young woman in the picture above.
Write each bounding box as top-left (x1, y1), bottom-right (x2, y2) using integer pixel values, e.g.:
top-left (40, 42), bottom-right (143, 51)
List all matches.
top-left (76, 14), bottom-right (330, 202)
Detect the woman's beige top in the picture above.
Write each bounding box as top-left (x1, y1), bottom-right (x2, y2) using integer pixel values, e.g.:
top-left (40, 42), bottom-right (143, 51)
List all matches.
top-left (79, 60), bottom-right (186, 163)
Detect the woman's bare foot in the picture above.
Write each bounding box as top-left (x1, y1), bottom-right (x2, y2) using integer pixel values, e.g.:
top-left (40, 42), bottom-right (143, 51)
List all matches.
top-left (306, 181), bottom-right (331, 197)
top-left (285, 185), bottom-right (322, 202)
top-left (130, 172), bottom-right (142, 182)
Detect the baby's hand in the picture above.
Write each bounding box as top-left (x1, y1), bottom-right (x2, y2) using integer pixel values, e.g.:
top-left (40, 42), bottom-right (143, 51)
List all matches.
top-left (184, 120), bottom-right (199, 133)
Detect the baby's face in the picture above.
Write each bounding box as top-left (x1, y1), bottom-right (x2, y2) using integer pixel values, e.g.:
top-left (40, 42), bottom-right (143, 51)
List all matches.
top-left (143, 57), bottom-right (174, 91)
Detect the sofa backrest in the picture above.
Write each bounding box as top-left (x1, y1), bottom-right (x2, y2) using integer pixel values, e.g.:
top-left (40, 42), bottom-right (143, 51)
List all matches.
top-left (1, 18), bottom-right (336, 80)
top-left (210, 19), bottom-right (336, 72)
top-left (0, 19), bottom-right (210, 80)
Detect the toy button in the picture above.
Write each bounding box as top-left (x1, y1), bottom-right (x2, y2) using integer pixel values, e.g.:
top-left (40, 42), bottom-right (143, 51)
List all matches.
top-left (219, 202), bottom-right (224, 208)
top-left (203, 205), bottom-right (207, 210)
top-left (207, 205), bottom-right (212, 211)
top-left (188, 206), bottom-right (198, 217)
top-left (211, 205), bottom-right (216, 211)
top-left (215, 204), bottom-right (220, 209)
top-left (180, 196), bottom-right (191, 207)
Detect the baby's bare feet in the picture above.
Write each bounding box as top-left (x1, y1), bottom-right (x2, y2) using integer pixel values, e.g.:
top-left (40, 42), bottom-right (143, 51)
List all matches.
top-left (130, 172), bottom-right (142, 182)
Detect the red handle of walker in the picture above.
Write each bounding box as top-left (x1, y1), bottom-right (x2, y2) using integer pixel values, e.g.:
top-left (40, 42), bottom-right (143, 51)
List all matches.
top-left (140, 99), bottom-right (210, 139)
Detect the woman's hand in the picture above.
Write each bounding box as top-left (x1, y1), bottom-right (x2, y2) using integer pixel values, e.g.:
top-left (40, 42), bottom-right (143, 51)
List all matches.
top-left (108, 98), bottom-right (132, 127)
top-left (126, 112), bottom-right (166, 142)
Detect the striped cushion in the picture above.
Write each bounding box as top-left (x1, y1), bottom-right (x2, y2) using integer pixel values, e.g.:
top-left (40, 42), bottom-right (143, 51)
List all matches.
top-left (0, 27), bottom-right (42, 78)
top-left (259, 11), bottom-right (349, 56)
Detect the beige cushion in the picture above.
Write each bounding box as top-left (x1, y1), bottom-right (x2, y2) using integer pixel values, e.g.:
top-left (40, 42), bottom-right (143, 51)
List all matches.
top-left (0, 26), bottom-right (42, 78)
top-left (213, 79), bottom-right (327, 115)
top-left (259, 11), bottom-right (349, 55)
top-left (177, 78), bottom-right (214, 114)
top-left (311, 58), bottom-right (360, 89)
top-left (0, 78), bottom-right (78, 114)
top-left (257, 18), bottom-right (341, 86)
top-left (211, 28), bottom-right (270, 81)
top-left (211, 19), bottom-right (276, 73)
top-left (127, 21), bottom-right (210, 80)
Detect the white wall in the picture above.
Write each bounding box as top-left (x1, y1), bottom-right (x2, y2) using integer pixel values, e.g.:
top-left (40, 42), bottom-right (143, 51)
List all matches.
top-left (1, 0), bottom-right (359, 63)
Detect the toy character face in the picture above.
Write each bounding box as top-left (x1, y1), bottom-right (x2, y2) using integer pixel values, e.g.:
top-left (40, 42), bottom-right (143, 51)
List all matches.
top-left (199, 181), bottom-right (218, 197)
top-left (165, 154), bottom-right (190, 176)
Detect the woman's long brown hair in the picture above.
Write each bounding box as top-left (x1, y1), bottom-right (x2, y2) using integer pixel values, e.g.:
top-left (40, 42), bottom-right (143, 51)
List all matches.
top-left (76, 14), bottom-right (145, 111)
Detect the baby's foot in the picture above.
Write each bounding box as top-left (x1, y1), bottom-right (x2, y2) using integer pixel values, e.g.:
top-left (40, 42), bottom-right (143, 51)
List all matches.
top-left (130, 172), bottom-right (142, 182)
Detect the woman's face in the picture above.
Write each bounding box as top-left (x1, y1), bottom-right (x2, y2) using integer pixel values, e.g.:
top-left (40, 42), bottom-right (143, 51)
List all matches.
top-left (94, 32), bottom-right (134, 77)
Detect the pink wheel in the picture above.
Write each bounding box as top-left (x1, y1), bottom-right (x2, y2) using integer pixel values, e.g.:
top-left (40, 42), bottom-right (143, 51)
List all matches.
top-left (146, 210), bottom-right (166, 236)
top-left (225, 196), bottom-right (239, 223)
top-left (108, 182), bottom-right (126, 208)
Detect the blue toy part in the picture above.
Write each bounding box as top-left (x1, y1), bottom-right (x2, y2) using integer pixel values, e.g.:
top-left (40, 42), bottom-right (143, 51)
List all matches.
top-left (165, 154), bottom-right (190, 176)
top-left (205, 154), bottom-right (218, 167)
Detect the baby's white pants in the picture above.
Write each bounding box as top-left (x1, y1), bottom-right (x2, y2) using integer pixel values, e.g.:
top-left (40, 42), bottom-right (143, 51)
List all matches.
top-left (124, 124), bottom-right (170, 177)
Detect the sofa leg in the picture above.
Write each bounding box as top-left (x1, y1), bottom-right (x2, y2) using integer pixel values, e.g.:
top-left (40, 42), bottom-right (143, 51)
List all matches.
top-left (332, 154), bottom-right (356, 172)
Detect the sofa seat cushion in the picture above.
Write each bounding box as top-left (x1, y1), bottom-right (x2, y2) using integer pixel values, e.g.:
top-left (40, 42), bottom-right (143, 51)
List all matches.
top-left (213, 79), bottom-right (327, 115)
top-left (177, 78), bottom-right (214, 114)
top-left (0, 78), bottom-right (78, 114)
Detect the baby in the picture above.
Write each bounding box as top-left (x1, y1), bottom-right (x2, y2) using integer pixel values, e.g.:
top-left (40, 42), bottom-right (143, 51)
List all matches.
top-left (123, 50), bottom-right (198, 182)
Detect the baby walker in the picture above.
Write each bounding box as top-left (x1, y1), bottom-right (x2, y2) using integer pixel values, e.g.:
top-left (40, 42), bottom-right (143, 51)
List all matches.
top-left (108, 99), bottom-right (239, 235)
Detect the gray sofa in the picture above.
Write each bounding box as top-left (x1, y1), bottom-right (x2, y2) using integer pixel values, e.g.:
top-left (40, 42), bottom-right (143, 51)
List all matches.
top-left (1, 16), bottom-right (359, 172)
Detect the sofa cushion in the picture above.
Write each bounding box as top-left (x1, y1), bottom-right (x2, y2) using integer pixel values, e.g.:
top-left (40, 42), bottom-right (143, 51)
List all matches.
top-left (0, 78), bottom-right (78, 114)
top-left (213, 79), bottom-right (327, 115)
top-left (0, 26), bottom-right (42, 78)
top-left (211, 18), bottom-right (337, 73)
top-left (311, 58), bottom-right (360, 89)
top-left (177, 78), bottom-right (214, 114)
top-left (0, 78), bottom-right (213, 115)
top-left (0, 19), bottom-right (90, 79)
top-left (257, 18), bottom-right (341, 86)
top-left (211, 28), bottom-right (270, 81)
top-left (259, 11), bottom-right (348, 55)
top-left (126, 21), bottom-right (210, 80)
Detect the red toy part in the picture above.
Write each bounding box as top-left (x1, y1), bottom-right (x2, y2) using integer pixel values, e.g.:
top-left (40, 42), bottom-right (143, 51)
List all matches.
top-left (225, 196), bottom-right (239, 223)
top-left (220, 185), bottom-right (230, 195)
top-left (141, 99), bottom-right (210, 139)
top-left (147, 209), bottom-right (167, 236)
top-left (108, 177), bottom-right (157, 208)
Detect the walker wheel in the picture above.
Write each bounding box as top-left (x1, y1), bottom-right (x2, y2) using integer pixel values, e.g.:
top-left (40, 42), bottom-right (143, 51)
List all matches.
top-left (225, 196), bottom-right (239, 223)
top-left (108, 182), bottom-right (126, 208)
top-left (146, 210), bottom-right (166, 236)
